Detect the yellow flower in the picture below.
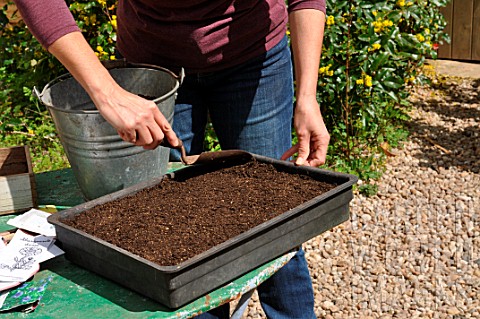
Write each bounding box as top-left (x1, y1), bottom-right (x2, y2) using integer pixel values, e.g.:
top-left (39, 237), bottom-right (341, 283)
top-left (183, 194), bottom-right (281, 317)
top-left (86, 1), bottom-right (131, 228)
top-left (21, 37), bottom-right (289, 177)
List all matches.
top-left (98, 0), bottom-right (107, 6)
top-left (357, 73), bottom-right (373, 87)
top-left (111, 19), bottom-right (117, 29)
top-left (405, 76), bottom-right (414, 83)
top-left (372, 10), bottom-right (377, 17)
top-left (416, 34), bottom-right (425, 42)
top-left (364, 75), bottom-right (373, 87)
top-left (96, 45), bottom-right (103, 52)
top-left (28, 129), bottom-right (34, 135)
top-left (368, 43), bottom-right (382, 52)
top-left (286, 30), bottom-right (290, 36)
top-left (425, 28), bottom-right (430, 34)
top-left (372, 19), bottom-right (392, 33)
top-left (382, 20), bottom-right (393, 27)
top-left (397, 0), bottom-right (406, 7)
top-left (406, 1), bottom-right (413, 6)
top-left (319, 64), bottom-right (334, 76)
top-left (326, 15), bottom-right (335, 26)
top-left (372, 20), bottom-right (383, 33)
top-left (110, 55), bottom-right (116, 60)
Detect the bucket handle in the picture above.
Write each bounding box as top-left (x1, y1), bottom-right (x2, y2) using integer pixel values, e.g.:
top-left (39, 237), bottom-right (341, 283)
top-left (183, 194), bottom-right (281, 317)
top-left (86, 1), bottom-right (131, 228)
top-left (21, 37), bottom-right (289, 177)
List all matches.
top-left (101, 59), bottom-right (185, 85)
top-left (32, 60), bottom-right (185, 103)
top-left (33, 72), bottom-right (73, 102)
top-left (32, 86), bottom-right (42, 100)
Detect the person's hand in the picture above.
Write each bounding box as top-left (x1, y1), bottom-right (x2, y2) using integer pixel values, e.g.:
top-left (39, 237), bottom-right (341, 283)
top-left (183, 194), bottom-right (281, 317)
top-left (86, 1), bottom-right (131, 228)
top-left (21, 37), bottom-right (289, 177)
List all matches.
top-left (281, 97), bottom-right (330, 166)
top-left (45, 32), bottom-right (179, 150)
top-left (92, 83), bottom-right (179, 150)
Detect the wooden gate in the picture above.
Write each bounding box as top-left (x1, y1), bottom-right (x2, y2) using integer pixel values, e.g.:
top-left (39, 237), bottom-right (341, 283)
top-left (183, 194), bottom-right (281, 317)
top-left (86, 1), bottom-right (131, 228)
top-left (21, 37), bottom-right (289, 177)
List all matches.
top-left (438, 0), bottom-right (480, 61)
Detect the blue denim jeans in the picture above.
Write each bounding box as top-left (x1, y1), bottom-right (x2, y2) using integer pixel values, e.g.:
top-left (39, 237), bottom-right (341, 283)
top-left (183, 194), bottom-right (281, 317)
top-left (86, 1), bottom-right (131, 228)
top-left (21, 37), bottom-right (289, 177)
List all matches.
top-left (170, 37), bottom-right (316, 319)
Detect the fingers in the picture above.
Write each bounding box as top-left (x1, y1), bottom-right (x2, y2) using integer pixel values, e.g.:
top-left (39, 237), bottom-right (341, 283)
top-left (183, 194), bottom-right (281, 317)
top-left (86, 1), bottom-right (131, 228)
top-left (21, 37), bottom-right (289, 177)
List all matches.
top-left (153, 108), bottom-right (179, 148)
top-left (313, 136), bottom-right (329, 166)
top-left (306, 150), bottom-right (327, 167)
top-left (280, 142), bottom-right (311, 166)
top-left (119, 100), bottom-right (175, 149)
top-left (294, 135), bottom-right (311, 166)
top-left (303, 134), bottom-right (329, 167)
top-left (280, 145), bottom-right (299, 161)
top-left (138, 108), bottom-right (166, 150)
top-left (118, 130), bottom-right (136, 144)
top-left (94, 85), bottom-right (176, 149)
top-left (281, 134), bottom-right (330, 167)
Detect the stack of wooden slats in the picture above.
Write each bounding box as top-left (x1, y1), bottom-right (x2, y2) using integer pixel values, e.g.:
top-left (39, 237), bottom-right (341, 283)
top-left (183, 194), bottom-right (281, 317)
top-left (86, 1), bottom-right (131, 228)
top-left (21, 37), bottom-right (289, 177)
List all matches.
top-left (0, 146), bottom-right (37, 215)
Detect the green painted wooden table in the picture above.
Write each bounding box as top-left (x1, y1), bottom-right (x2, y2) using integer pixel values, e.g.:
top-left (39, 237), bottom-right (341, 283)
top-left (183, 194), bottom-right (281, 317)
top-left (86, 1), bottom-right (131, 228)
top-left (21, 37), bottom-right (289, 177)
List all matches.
top-left (1, 168), bottom-right (294, 318)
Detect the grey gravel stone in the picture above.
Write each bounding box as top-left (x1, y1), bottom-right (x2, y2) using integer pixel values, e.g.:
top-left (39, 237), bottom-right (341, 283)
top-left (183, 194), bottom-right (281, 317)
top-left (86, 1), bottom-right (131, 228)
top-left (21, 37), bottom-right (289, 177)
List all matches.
top-left (238, 75), bottom-right (480, 318)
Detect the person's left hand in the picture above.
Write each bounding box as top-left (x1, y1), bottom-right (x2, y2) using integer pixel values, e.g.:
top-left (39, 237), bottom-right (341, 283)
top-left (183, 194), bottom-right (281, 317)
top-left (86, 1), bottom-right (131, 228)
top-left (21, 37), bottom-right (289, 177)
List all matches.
top-left (281, 97), bottom-right (330, 166)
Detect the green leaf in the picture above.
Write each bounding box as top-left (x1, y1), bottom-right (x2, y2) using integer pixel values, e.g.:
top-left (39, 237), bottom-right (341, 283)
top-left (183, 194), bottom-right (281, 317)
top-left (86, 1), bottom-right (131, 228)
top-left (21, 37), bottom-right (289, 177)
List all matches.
top-left (386, 91), bottom-right (399, 102)
top-left (383, 81), bottom-right (402, 89)
top-left (358, 34), bottom-right (371, 42)
top-left (371, 52), bottom-right (389, 71)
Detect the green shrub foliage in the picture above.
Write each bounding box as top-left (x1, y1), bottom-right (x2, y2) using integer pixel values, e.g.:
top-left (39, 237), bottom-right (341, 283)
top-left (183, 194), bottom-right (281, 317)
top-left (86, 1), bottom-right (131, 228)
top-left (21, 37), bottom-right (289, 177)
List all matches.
top-left (319, 0), bottom-right (449, 192)
top-left (1, 0), bottom-right (449, 190)
top-left (0, 0), bottom-right (117, 172)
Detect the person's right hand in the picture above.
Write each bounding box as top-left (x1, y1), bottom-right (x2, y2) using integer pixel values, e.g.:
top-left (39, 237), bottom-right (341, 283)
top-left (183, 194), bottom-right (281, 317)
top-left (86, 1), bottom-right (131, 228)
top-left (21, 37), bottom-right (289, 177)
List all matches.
top-left (92, 83), bottom-right (178, 150)
top-left (46, 32), bottom-right (179, 150)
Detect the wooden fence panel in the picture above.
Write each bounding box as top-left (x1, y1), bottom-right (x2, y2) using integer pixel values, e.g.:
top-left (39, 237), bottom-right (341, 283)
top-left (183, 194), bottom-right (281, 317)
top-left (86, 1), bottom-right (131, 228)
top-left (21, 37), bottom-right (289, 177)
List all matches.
top-left (473, 0), bottom-right (480, 60)
top-left (438, 3), bottom-right (453, 58)
top-left (438, 0), bottom-right (480, 61)
top-left (452, 0), bottom-right (474, 59)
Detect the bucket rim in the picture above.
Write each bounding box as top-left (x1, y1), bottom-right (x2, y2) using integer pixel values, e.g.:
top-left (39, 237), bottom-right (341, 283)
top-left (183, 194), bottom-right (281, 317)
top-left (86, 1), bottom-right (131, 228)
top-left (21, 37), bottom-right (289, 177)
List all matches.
top-left (34, 63), bottom-right (182, 114)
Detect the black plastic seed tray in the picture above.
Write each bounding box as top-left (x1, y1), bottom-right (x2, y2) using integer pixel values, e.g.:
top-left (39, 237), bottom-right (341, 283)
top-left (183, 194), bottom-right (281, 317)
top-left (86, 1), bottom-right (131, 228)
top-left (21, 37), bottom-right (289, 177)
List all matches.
top-left (48, 153), bottom-right (357, 308)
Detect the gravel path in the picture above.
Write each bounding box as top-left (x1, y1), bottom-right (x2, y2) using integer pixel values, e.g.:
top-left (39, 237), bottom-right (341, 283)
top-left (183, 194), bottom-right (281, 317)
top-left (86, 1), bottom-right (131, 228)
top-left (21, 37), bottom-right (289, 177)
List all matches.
top-left (242, 75), bottom-right (480, 318)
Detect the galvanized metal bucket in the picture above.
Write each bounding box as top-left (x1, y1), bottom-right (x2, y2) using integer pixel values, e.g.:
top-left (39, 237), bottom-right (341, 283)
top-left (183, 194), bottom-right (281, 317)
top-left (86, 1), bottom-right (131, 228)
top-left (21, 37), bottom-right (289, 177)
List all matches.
top-left (35, 62), bottom-right (182, 200)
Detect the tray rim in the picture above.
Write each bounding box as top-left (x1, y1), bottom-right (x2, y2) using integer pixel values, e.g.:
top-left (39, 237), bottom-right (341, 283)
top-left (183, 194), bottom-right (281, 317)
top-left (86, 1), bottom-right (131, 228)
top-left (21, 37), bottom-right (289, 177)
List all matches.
top-left (48, 154), bottom-right (358, 273)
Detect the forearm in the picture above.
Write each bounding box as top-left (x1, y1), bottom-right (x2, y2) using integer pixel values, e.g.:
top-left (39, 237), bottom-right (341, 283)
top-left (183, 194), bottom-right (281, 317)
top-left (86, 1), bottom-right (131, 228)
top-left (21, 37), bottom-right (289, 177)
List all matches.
top-left (282, 8), bottom-right (329, 166)
top-left (48, 32), bottom-right (119, 108)
top-left (48, 32), bottom-right (177, 149)
top-left (288, 9), bottom-right (326, 103)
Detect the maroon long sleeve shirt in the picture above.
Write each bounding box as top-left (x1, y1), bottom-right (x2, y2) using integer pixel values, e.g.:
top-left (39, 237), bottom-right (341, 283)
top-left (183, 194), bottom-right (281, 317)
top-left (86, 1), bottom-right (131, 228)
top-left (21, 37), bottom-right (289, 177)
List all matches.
top-left (14, 0), bottom-right (326, 73)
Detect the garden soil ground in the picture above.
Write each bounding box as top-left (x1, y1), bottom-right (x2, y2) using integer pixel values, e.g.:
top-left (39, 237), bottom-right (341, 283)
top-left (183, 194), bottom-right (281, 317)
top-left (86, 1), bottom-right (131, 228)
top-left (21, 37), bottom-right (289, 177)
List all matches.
top-left (63, 160), bottom-right (336, 266)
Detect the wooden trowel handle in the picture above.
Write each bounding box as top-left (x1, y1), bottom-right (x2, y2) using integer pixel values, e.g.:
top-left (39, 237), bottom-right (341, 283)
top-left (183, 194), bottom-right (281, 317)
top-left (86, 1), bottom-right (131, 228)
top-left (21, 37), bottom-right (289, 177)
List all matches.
top-left (160, 137), bottom-right (183, 150)
top-left (159, 137), bottom-right (191, 164)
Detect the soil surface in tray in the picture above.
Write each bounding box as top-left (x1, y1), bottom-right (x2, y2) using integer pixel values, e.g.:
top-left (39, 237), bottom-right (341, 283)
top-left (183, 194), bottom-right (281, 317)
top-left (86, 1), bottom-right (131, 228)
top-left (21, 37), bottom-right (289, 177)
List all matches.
top-left (63, 160), bottom-right (337, 266)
